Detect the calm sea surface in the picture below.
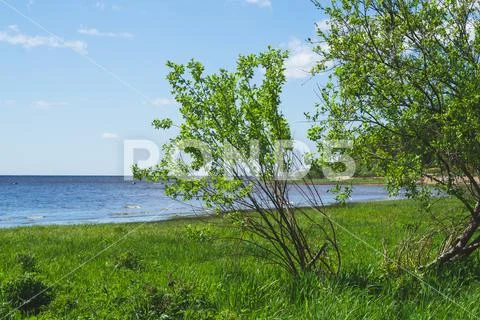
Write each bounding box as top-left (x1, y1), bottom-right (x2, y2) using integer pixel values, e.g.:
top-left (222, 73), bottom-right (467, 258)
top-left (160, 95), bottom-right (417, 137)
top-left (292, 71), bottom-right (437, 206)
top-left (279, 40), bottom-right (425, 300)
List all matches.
top-left (0, 176), bottom-right (398, 227)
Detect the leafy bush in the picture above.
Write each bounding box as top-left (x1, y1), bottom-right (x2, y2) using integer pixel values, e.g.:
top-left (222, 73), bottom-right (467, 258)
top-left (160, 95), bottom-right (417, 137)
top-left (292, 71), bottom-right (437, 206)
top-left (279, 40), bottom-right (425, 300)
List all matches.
top-left (114, 251), bottom-right (143, 270)
top-left (185, 224), bottom-right (213, 242)
top-left (134, 49), bottom-right (341, 276)
top-left (15, 253), bottom-right (37, 272)
top-left (48, 294), bottom-right (78, 315)
top-left (133, 278), bottom-right (217, 319)
top-left (2, 273), bottom-right (53, 315)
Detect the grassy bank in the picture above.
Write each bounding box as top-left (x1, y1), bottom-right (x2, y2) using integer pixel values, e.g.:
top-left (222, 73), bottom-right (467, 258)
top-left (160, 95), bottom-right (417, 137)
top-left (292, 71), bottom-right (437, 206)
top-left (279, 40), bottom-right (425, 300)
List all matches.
top-left (0, 199), bottom-right (479, 319)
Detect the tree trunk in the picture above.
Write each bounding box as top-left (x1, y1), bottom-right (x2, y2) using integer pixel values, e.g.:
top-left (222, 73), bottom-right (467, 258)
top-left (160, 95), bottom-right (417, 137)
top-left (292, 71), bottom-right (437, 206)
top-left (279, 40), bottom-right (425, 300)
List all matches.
top-left (434, 201), bottom-right (480, 266)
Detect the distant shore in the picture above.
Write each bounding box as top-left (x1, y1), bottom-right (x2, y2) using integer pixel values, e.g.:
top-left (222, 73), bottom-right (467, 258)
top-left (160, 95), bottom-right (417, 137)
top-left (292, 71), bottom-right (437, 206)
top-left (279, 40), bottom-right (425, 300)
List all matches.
top-left (300, 176), bottom-right (385, 185)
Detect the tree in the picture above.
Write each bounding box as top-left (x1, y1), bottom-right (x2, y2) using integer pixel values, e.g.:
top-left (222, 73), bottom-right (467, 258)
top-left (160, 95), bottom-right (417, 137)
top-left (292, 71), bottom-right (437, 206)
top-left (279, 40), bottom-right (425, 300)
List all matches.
top-left (310, 0), bottom-right (480, 266)
top-left (134, 48), bottom-right (340, 276)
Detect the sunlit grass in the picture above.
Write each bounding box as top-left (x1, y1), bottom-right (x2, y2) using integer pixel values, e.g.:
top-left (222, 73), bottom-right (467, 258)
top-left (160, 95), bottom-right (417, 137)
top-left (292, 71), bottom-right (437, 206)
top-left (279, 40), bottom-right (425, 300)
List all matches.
top-left (0, 199), bottom-right (478, 319)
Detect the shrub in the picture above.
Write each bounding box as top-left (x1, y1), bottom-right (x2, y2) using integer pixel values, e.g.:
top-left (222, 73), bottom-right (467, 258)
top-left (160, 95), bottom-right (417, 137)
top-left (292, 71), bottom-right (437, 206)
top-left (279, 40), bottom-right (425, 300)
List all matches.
top-left (15, 253), bottom-right (37, 272)
top-left (2, 273), bottom-right (53, 315)
top-left (185, 224), bottom-right (213, 242)
top-left (133, 278), bottom-right (217, 319)
top-left (134, 49), bottom-right (341, 276)
top-left (114, 251), bottom-right (143, 270)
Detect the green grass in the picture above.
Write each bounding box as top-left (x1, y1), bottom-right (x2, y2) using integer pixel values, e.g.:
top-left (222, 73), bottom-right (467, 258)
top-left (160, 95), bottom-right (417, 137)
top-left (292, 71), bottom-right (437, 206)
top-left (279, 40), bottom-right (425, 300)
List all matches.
top-left (0, 199), bottom-right (479, 319)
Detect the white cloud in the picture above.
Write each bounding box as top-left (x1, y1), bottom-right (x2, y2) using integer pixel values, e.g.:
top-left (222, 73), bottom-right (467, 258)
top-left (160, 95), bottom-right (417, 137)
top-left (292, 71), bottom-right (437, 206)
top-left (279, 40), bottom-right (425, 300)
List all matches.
top-left (7, 25), bottom-right (19, 33)
top-left (95, 1), bottom-right (120, 11)
top-left (283, 38), bottom-right (318, 79)
top-left (245, 0), bottom-right (271, 8)
top-left (102, 132), bottom-right (118, 139)
top-left (151, 98), bottom-right (175, 106)
top-left (95, 1), bottom-right (106, 10)
top-left (27, 0), bottom-right (35, 8)
top-left (0, 25), bottom-right (88, 54)
top-left (32, 100), bottom-right (68, 110)
top-left (78, 27), bottom-right (134, 38)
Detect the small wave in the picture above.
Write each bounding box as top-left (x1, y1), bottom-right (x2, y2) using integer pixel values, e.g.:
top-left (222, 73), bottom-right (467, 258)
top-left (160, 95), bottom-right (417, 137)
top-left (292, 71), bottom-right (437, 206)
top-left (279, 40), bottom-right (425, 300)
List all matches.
top-left (124, 204), bottom-right (142, 209)
top-left (27, 215), bottom-right (44, 220)
top-left (110, 212), bottom-right (153, 218)
top-left (111, 208), bottom-right (169, 217)
top-left (111, 212), bottom-right (135, 217)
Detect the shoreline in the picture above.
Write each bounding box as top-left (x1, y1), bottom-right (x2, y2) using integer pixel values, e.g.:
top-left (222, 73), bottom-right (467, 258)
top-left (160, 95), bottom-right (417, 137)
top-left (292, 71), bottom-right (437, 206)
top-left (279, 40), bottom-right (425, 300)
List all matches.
top-left (299, 177), bottom-right (386, 186)
top-left (1, 197), bottom-right (404, 230)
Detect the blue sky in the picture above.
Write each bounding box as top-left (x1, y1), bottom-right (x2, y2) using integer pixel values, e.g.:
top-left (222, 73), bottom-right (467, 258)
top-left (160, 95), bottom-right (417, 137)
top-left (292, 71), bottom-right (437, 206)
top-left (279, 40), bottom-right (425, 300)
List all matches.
top-left (0, 0), bottom-right (329, 175)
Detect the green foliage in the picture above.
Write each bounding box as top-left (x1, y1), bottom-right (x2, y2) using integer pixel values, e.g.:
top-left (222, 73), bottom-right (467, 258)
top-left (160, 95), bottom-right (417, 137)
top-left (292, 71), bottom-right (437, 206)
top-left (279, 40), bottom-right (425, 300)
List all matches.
top-left (329, 184), bottom-right (353, 205)
top-left (134, 279), bottom-right (218, 319)
top-left (113, 251), bottom-right (143, 270)
top-left (15, 253), bottom-right (37, 273)
top-left (312, 0), bottom-right (480, 264)
top-left (2, 273), bottom-right (53, 315)
top-left (135, 47), bottom-right (292, 206)
top-left (152, 118), bottom-right (174, 130)
top-left (185, 224), bottom-right (213, 242)
top-left (135, 48), bottom-right (339, 276)
top-left (312, 0), bottom-right (480, 196)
